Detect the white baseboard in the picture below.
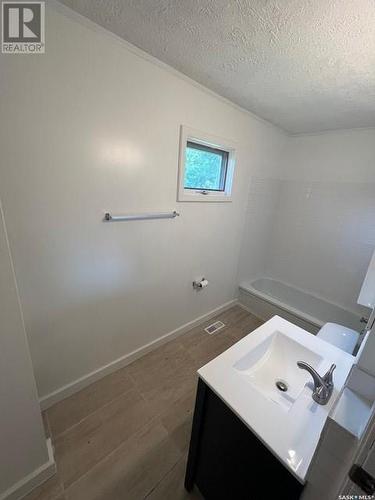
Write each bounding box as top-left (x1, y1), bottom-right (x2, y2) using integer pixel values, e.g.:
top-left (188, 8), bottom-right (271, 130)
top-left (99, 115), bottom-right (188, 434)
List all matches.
top-left (39, 299), bottom-right (238, 410)
top-left (0, 439), bottom-right (55, 500)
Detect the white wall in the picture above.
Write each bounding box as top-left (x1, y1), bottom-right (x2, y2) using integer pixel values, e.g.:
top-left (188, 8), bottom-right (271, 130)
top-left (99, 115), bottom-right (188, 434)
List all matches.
top-left (237, 177), bottom-right (282, 281)
top-left (0, 3), bottom-right (286, 400)
top-left (0, 201), bottom-right (50, 497)
top-left (239, 129), bottom-right (375, 317)
top-left (282, 129), bottom-right (375, 183)
top-left (270, 130), bottom-right (375, 314)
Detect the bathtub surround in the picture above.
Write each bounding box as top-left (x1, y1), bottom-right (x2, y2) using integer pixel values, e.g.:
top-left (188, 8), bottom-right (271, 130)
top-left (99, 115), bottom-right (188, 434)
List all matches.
top-left (0, 2), bottom-right (287, 403)
top-left (0, 201), bottom-right (55, 500)
top-left (266, 178), bottom-right (375, 316)
top-left (270, 129), bottom-right (375, 316)
top-left (238, 129), bottom-right (375, 322)
top-left (238, 177), bottom-right (282, 282)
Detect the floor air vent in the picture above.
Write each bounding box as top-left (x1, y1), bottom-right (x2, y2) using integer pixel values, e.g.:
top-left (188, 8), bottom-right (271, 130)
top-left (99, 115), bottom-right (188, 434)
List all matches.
top-left (204, 321), bottom-right (225, 335)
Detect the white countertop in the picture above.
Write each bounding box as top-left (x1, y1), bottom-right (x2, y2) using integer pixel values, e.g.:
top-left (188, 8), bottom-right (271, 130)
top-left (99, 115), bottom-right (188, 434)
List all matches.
top-left (198, 316), bottom-right (355, 483)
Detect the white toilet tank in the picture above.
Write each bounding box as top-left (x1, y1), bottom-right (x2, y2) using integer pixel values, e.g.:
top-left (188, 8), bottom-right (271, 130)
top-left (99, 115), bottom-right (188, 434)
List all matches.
top-left (317, 322), bottom-right (359, 354)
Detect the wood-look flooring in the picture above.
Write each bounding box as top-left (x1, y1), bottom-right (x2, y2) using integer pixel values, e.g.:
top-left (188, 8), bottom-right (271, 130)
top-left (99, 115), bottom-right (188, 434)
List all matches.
top-left (24, 305), bottom-right (262, 500)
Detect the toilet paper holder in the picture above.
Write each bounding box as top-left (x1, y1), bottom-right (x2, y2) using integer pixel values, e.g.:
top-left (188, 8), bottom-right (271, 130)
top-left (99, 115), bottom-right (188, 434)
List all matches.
top-left (193, 278), bottom-right (209, 290)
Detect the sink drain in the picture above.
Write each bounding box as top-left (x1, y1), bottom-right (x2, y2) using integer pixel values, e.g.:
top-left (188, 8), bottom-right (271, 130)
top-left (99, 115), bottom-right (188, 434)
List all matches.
top-left (275, 380), bottom-right (288, 392)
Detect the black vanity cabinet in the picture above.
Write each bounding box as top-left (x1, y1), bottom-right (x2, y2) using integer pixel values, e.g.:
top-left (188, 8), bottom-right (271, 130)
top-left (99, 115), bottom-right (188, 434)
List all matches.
top-left (185, 378), bottom-right (304, 500)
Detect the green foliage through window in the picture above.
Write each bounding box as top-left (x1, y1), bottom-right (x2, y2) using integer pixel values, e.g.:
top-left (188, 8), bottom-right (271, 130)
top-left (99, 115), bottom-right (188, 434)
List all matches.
top-left (184, 142), bottom-right (228, 191)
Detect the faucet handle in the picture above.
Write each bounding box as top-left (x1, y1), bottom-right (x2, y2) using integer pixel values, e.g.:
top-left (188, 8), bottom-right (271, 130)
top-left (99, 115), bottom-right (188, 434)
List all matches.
top-left (322, 364), bottom-right (336, 386)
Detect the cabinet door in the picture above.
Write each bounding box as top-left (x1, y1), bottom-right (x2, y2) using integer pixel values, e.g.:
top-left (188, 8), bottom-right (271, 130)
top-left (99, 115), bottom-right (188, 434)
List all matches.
top-left (194, 384), bottom-right (303, 500)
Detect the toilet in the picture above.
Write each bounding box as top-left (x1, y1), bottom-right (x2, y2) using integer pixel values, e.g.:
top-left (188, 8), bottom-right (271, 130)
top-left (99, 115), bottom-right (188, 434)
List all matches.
top-left (317, 322), bottom-right (360, 354)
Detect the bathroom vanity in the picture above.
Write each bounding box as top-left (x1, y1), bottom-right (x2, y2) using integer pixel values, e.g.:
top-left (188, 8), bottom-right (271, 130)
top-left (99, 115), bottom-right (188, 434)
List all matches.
top-left (185, 316), bottom-right (355, 499)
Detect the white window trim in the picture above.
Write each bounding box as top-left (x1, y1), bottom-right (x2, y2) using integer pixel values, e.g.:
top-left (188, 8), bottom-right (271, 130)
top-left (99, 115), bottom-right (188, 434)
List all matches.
top-left (177, 125), bottom-right (236, 202)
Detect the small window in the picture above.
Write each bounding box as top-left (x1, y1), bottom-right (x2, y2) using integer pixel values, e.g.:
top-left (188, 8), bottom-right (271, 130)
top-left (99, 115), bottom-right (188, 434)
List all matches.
top-left (177, 126), bottom-right (236, 202)
top-left (184, 142), bottom-right (229, 192)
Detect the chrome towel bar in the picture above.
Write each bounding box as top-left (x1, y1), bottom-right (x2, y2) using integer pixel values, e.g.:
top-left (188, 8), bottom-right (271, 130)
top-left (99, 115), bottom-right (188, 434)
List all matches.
top-left (104, 211), bottom-right (180, 222)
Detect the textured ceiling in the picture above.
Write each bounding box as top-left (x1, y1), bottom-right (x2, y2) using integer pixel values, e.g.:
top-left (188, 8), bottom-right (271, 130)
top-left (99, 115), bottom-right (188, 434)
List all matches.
top-left (58, 0), bottom-right (375, 133)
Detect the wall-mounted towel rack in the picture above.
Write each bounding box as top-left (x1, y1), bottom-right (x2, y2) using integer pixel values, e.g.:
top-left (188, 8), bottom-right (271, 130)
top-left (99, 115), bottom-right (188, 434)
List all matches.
top-left (103, 211), bottom-right (180, 222)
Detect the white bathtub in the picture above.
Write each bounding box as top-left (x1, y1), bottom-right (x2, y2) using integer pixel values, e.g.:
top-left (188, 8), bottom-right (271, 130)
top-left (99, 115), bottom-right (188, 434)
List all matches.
top-left (239, 278), bottom-right (361, 334)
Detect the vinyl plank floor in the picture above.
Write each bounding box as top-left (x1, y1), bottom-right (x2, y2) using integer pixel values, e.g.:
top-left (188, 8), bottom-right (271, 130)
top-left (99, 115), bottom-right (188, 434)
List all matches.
top-left (55, 389), bottom-right (157, 487)
top-left (145, 457), bottom-right (203, 500)
top-left (47, 368), bottom-right (135, 437)
top-left (64, 421), bottom-right (181, 500)
top-left (32, 306), bottom-right (261, 500)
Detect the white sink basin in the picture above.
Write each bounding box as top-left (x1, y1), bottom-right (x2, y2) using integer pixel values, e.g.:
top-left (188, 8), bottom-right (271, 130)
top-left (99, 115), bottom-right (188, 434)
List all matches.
top-left (233, 331), bottom-right (323, 411)
top-left (198, 316), bottom-right (355, 482)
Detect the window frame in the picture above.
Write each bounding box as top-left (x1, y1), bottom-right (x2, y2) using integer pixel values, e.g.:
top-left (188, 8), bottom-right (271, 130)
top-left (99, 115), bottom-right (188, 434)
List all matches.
top-left (177, 126), bottom-right (236, 202)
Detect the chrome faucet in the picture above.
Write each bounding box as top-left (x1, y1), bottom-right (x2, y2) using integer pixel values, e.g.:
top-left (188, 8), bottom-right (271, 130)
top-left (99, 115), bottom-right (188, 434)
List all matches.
top-left (297, 361), bottom-right (336, 405)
